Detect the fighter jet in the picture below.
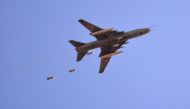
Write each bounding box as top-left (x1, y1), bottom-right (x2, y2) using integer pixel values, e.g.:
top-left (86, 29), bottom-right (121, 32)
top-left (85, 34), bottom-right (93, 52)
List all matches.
top-left (69, 19), bottom-right (150, 73)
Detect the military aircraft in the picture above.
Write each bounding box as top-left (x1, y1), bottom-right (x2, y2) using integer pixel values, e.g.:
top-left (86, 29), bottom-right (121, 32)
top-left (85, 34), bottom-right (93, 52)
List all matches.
top-left (69, 19), bottom-right (150, 73)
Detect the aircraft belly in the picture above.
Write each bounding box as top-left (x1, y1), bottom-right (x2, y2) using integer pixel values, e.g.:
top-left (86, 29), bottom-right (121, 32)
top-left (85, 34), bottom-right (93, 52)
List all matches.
top-left (77, 37), bottom-right (125, 52)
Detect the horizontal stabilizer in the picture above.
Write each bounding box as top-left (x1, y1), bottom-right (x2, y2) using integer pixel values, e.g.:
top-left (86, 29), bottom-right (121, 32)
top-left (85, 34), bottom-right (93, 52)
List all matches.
top-left (77, 51), bottom-right (88, 61)
top-left (69, 40), bottom-right (85, 47)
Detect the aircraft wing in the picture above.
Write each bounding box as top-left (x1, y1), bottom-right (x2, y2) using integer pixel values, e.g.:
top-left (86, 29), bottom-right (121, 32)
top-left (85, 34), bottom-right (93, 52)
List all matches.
top-left (79, 19), bottom-right (124, 41)
top-left (79, 19), bottom-right (102, 33)
top-left (99, 41), bottom-right (126, 57)
top-left (99, 41), bottom-right (127, 73)
top-left (99, 57), bottom-right (111, 73)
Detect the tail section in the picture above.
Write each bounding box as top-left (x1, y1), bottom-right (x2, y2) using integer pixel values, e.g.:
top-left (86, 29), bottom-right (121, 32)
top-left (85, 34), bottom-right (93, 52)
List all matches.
top-left (77, 51), bottom-right (88, 61)
top-left (69, 40), bottom-right (85, 47)
top-left (69, 40), bottom-right (88, 62)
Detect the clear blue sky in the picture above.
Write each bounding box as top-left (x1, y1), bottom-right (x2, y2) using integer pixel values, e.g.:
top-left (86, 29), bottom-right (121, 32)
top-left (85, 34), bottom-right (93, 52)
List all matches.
top-left (1, 0), bottom-right (190, 109)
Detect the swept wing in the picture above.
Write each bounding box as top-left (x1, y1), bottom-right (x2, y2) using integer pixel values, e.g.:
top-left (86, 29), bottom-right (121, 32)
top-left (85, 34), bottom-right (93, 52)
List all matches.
top-left (79, 19), bottom-right (124, 41)
top-left (99, 41), bottom-right (127, 73)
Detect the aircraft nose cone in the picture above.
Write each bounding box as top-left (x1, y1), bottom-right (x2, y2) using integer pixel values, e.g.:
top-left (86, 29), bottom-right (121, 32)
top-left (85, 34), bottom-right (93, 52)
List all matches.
top-left (145, 28), bottom-right (151, 33)
top-left (146, 28), bottom-right (150, 33)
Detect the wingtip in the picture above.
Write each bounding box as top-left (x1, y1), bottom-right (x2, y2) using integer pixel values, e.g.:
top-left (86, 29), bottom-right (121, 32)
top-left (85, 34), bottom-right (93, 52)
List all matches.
top-left (76, 58), bottom-right (81, 62)
top-left (99, 71), bottom-right (104, 74)
top-left (68, 40), bottom-right (72, 43)
top-left (78, 19), bottom-right (84, 22)
top-left (99, 69), bottom-right (104, 73)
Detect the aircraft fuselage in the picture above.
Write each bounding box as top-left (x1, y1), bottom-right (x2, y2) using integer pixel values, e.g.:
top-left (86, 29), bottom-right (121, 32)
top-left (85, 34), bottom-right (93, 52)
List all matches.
top-left (76, 28), bottom-right (150, 52)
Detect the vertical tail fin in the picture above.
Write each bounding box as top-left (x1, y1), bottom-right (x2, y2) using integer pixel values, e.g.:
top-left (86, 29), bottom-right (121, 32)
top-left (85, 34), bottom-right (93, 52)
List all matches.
top-left (69, 40), bottom-right (88, 61)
